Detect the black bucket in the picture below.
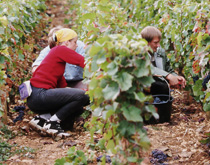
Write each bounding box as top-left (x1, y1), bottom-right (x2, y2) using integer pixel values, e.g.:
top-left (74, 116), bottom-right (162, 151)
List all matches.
top-left (145, 94), bottom-right (174, 124)
top-left (153, 95), bottom-right (174, 123)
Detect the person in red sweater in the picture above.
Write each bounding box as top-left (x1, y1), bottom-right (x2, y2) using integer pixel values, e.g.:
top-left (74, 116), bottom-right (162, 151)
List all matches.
top-left (27, 28), bottom-right (89, 138)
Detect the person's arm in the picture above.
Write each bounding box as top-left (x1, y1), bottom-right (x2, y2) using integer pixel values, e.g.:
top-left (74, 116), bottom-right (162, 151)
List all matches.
top-left (165, 74), bottom-right (179, 87)
top-left (152, 64), bottom-right (186, 88)
top-left (32, 46), bottom-right (51, 73)
top-left (63, 40), bottom-right (86, 81)
top-left (153, 48), bottom-right (186, 88)
top-left (177, 76), bottom-right (186, 88)
top-left (75, 40), bottom-right (86, 57)
top-left (152, 66), bottom-right (170, 77)
top-left (151, 59), bottom-right (185, 88)
top-left (57, 46), bottom-right (85, 68)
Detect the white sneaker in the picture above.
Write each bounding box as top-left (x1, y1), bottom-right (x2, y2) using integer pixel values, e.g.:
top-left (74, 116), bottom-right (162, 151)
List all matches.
top-left (29, 116), bottom-right (46, 132)
top-left (43, 120), bottom-right (70, 138)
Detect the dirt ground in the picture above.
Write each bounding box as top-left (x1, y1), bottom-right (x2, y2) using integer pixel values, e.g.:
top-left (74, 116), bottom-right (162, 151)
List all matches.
top-left (2, 0), bottom-right (210, 164)
top-left (145, 90), bottom-right (210, 165)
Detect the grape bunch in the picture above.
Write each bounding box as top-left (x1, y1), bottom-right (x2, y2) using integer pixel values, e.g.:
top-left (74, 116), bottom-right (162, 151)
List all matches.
top-left (150, 149), bottom-right (168, 164)
top-left (96, 155), bottom-right (111, 163)
top-left (13, 105), bottom-right (26, 111)
top-left (13, 110), bottom-right (25, 123)
top-left (153, 97), bottom-right (167, 104)
top-left (154, 97), bottom-right (161, 103)
top-left (13, 106), bottom-right (26, 123)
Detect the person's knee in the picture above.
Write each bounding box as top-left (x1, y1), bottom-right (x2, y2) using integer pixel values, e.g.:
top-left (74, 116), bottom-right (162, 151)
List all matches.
top-left (151, 81), bottom-right (169, 95)
top-left (82, 94), bottom-right (90, 106)
top-left (73, 89), bottom-right (89, 105)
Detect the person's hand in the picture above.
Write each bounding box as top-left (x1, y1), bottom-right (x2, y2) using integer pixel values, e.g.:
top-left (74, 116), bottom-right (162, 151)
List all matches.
top-left (32, 65), bottom-right (38, 74)
top-left (177, 76), bottom-right (186, 89)
top-left (166, 74), bottom-right (179, 88)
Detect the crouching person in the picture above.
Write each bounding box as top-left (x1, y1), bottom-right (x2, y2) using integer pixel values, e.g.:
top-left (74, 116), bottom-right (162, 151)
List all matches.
top-left (27, 28), bottom-right (89, 138)
top-left (141, 26), bottom-right (186, 124)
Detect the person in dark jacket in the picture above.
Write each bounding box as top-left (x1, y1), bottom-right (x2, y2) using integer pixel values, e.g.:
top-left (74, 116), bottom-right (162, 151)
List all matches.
top-left (141, 26), bottom-right (186, 95)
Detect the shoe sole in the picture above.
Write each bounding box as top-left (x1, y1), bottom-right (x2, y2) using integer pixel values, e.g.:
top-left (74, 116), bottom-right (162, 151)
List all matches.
top-left (44, 129), bottom-right (70, 139)
top-left (29, 121), bottom-right (47, 136)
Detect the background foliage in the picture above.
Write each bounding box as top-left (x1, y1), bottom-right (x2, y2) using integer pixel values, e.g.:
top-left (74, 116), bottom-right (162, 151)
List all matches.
top-left (0, 0), bottom-right (46, 117)
top-left (63, 0), bottom-right (210, 163)
top-left (0, 0), bottom-right (210, 164)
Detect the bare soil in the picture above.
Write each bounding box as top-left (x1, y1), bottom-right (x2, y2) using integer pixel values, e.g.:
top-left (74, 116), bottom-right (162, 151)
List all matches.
top-left (145, 90), bottom-right (210, 165)
top-left (2, 0), bottom-right (210, 164)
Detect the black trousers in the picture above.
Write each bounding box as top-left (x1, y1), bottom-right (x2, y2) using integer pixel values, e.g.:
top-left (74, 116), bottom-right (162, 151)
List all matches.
top-left (27, 86), bottom-right (89, 121)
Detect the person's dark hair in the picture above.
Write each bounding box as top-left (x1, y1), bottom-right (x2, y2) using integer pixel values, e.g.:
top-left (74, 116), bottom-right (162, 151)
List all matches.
top-left (140, 26), bottom-right (162, 42)
top-left (48, 26), bottom-right (63, 49)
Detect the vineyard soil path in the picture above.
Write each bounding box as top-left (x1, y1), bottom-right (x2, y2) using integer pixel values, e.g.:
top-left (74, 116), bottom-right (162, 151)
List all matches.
top-left (4, 0), bottom-right (210, 164)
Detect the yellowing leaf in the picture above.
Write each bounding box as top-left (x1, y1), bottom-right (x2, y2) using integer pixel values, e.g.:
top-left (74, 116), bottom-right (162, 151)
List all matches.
top-left (0, 16), bottom-right (8, 27)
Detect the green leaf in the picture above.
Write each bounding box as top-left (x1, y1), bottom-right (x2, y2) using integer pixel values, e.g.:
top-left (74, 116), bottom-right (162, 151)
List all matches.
top-left (192, 80), bottom-right (204, 96)
top-left (102, 82), bottom-right (120, 100)
top-left (127, 157), bottom-right (137, 162)
top-left (105, 109), bottom-right (115, 119)
top-left (97, 36), bottom-right (110, 45)
top-left (98, 139), bottom-right (106, 150)
top-left (107, 62), bottom-right (118, 76)
top-left (93, 87), bottom-right (103, 98)
top-left (134, 59), bottom-right (150, 77)
top-left (134, 67), bottom-right (150, 78)
top-left (104, 130), bottom-right (113, 140)
top-left (54, 158), bottom-right (66, 165)
top-left (98, 4), bottom-right (111, 12)
top-left (204, 92), bottom-right (210, 103)
top-left (76, 150), bottom-right (85, 157)
top-left (139, 76), bottom-right (154, 87)
top-left (107, 139), bottom-right (116, 154)
top-left (200, 137), bottom-right (210, 144)
top-left (89, 44), bottom-right (102, 57)
top-left (205, 132), bottom-right (210, 136)
top-left (0, 56), bottom-right (5, 64)
top-left (197, 32), bottom-right (203, 46)
top-left (67, 146), bottom-right (75, 155)
top-left (0, 27), bottom-right (4, 34)
top-left (88, 78), bottom-right (98, 90)
top-left (197, 46), bottom-right (206, 54)
top-left (118, 120), bottom-right (135, 137)
top-left (91, 59), bottom-right (98, 72)
top-left (113, 72), bottom-right (133, 91)
top-left (134, 92), bottom-right (146, 102)
top-left (100, 78), bottom-right (108, 88)
top-left (81, 13), bottom-right (96, 21)
top-left (92, 107), bottom-right (103, 117)
top-left (8, 16), bottom-right (18, 22)
top-left (204, 103), bottom-right (210, 112)
top-left (113, 102), bottom-right (119, 110)
top-left (18, 53), bottom-right (25, 61)
top-left (139, 133), bottom-right (151, 149)
top-left (145, 105), bottom-right (159, 119)
top-left (84, 67), bottom-right (92, 78)
top-left (96, 55), bottom-right (106, 64)
top-left (188, 5), bottom-right (197, 13)
top-left (122, 106), bottom-right (143, 122)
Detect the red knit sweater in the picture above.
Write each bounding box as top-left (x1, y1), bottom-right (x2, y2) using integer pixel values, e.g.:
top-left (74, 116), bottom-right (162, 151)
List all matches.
top-left (30, 46), bottom-right (85, 89)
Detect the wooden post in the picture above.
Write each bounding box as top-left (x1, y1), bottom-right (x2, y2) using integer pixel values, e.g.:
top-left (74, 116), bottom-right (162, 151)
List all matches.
top-left (185, 90), bottom-right (193, 105)
top-left (206, 111), bottom-right (210, 120)
top-left (0, 90), bottom-right (7, 127)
